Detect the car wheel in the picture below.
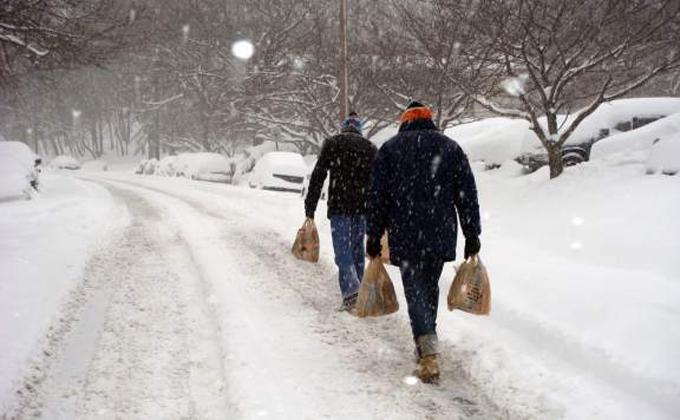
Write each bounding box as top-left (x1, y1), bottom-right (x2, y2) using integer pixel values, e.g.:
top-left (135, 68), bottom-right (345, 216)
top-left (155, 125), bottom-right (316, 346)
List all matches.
top-left (562, 151), bottom-right (586, 167)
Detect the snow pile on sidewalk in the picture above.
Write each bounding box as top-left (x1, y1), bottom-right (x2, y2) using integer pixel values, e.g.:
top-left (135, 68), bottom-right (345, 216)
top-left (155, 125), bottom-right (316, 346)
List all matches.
top-left (0, 174), bottom-right (124, 412)
top-left (450, 158), bottom-right (680, 419)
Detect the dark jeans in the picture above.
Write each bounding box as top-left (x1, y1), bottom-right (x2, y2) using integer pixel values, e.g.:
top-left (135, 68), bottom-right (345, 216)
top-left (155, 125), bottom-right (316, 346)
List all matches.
top-left (330, 215), bottom-right (366, 299)
top-left (399, 257), bottom-right (445, 340)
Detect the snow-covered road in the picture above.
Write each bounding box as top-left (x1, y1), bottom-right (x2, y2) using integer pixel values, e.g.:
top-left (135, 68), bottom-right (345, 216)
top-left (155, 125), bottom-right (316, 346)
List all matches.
top-left (15, 183), bottom-right (232, 418)
top-left (9, 176), bottom-right (516, 419)
top-left (3, 161), bottom-right (679, 419)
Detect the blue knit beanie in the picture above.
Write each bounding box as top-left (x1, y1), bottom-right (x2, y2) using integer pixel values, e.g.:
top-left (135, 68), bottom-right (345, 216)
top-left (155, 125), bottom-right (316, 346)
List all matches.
top-left (341, 112), bottom-right (362, 133)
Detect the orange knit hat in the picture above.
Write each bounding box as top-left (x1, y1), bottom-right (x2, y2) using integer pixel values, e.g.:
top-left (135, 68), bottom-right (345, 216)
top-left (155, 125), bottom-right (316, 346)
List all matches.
top-left (400, 100), bottom-right (433, 124)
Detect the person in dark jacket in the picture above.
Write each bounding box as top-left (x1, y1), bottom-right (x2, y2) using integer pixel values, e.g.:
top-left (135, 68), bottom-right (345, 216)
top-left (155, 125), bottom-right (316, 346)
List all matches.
top-left (305, 112), bottom-right (378, 311)
top-left (366, 101), bottom-right (481, 383)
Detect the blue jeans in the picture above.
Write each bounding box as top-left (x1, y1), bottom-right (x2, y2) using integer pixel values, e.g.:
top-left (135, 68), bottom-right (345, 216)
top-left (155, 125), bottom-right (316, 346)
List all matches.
top-left (330, 215), bottom-right (366, 299)
top-left (399, 257), bottom-right (445, 339)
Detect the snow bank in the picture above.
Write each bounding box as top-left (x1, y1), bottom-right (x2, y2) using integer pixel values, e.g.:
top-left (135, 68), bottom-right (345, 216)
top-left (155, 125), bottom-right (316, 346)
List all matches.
top-left (646, 133), bottom-right (680, 175)
top-left (0, 175), bottom-right (124, 412)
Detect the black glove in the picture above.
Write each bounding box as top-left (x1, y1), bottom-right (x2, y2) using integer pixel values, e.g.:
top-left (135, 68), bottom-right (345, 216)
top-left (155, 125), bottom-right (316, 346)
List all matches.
top-left (366, 235), bottom-right (382, 258)
top-left (464, 236), bottom-right (481, 259)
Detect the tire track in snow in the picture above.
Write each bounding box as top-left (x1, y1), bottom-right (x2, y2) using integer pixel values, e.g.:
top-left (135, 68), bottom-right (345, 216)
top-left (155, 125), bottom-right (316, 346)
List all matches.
top-left (9, 184), bottom-right (233, 419)
top-left (88, 176), bottom-right (540, 419)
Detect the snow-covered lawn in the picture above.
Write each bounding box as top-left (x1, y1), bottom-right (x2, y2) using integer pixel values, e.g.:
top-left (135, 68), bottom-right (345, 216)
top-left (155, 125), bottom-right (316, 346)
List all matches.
top-left (1, 155), bottom-right (678, 418)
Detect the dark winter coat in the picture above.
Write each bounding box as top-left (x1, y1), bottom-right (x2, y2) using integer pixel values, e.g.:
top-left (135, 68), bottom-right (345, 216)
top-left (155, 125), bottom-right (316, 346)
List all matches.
top-left (367, 119), bottom-right (481, 264)
top-left (305, 127), bottom-right (378, 218)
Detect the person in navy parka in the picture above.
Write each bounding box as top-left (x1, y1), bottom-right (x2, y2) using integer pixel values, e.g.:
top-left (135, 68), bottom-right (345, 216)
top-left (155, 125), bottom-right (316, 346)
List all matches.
top-left (365, 100), bottom-right (481, 383)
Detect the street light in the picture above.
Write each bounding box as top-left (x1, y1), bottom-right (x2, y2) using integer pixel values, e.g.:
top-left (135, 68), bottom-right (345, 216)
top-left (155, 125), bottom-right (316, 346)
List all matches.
top-left (339, 0), bottom-right (349, 120)
top-left (232, 40), bottom-right (254, 60)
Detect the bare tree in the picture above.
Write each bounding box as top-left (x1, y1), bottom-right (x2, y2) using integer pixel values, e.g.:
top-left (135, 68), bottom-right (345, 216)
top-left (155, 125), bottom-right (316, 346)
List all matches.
top-left (364, 0), bottom-right (479, 129)
top-left (451, 0), bottom-right (680, 178)
top-left (0, 0), bottom-right (147, 83)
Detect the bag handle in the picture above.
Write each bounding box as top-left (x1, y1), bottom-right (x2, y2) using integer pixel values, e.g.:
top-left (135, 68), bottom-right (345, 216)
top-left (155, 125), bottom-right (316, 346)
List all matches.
top-left (467, 254), bottom-right (480, 266)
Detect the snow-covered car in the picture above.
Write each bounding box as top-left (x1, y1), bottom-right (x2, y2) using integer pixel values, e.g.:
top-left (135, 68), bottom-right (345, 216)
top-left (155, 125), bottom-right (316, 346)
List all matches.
top-left (156, 155), bottom-right (178, 177)
top-left (452, 98), bottom-right (680, 171)
top-left (646, 134), bottom-right (680, 176)
top-left (590, 112), bottom-right (680, 161)
top-left (249, 151), bottom-right (307, 192)
top-left (134, 159), bottom-right (147, 174)
top-left (174, 152), bottom-right (232, 183)
top-left (81, 160), bottom-right (108, 172)
top-left (447, 118), bottom-right (531, 170)
top-left (50, 155), bottom-right (81, 170)
top-left (516, 98), bottom-right (680, 171)
top-left (0, 141), bottom-right (40, 201)
top-left (142, 158), bottom-right (159, 175)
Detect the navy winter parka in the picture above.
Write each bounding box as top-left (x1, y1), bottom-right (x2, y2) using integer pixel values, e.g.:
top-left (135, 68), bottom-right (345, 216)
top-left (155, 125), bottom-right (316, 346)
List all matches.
top-left (366, 119), bottom-right (481, 264)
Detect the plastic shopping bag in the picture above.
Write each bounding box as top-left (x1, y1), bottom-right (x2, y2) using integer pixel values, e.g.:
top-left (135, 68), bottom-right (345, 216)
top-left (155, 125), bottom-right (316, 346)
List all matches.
top-left (291, 218), bottom-right (320, 263)
top-left (355, 258), bottom-right (399, 317)
top-left (447, 255), bottom-right (491, 315)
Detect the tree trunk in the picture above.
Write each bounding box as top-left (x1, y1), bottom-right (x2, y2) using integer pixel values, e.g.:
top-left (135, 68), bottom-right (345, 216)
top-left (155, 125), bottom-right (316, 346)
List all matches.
top-left (547, 146), bottom-right (563, 179)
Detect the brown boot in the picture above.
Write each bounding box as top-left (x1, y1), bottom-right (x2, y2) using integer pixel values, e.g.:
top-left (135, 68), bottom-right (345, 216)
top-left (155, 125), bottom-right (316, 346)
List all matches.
top-left (415, 354), bottom-right (440, 384)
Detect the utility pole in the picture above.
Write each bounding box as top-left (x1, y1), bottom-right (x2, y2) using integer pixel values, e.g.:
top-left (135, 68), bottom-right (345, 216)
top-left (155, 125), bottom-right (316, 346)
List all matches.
top-left (339, 0), bottom-right (349, 121)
